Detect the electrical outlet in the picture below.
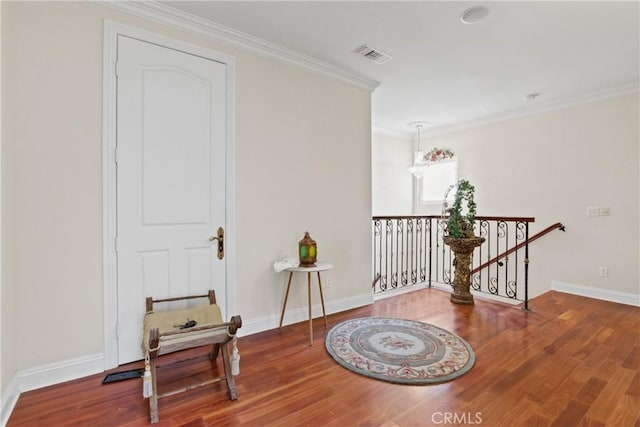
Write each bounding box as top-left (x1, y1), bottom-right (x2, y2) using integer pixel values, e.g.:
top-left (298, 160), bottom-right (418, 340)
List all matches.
top-left (325, 277), bottom-right (333, 288)
top-left (599, 207), bottom-right (610, 216)
top-left (599, 267), bottom-right (609, 278)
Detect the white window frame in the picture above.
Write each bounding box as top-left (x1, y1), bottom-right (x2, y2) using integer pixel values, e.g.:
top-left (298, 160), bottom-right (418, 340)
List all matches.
top-left (413, 159), bottom-right (458, 207)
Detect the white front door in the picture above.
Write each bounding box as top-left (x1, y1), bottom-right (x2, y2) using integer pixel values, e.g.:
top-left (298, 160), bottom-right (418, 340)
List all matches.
top-left (116, 35), bottom-right (227, 364)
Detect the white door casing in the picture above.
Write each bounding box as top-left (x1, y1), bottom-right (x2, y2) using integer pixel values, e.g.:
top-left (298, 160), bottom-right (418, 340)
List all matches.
top-left (103, 22), bottom-right (236, 368)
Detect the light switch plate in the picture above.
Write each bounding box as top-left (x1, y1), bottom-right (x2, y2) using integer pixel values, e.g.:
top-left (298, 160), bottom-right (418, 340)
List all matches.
top-left (586, 207), bottom-right (599, 217)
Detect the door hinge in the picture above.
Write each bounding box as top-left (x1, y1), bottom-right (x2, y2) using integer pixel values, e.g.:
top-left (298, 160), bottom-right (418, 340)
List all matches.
top-left (115, 61), bottom-right (120, 77)
top-left (115, 323), bottom-right (119, 339)
top-left (114, 147), bottom-right (119, 164)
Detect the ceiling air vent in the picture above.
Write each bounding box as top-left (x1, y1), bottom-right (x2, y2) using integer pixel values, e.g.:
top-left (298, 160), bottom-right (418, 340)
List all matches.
top-left (354, 44), bottom-right (392, 64)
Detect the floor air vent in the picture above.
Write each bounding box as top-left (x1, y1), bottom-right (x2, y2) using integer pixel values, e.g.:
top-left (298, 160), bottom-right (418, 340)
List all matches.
top-left (354, 44), bottom-right (392, 64)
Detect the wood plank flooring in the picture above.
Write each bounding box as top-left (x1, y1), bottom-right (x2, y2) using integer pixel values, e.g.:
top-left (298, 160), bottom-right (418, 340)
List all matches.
top-left (7, 289), bottom-right (639, 426)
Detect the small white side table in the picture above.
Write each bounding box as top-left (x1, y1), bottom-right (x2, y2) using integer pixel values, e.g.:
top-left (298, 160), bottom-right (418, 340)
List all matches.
top-left (279, 261), bottom-right (333, 346)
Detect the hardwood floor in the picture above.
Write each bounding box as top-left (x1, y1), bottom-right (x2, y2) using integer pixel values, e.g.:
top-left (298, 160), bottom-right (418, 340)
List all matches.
top-left (7, 289), bottom-right (639, 426)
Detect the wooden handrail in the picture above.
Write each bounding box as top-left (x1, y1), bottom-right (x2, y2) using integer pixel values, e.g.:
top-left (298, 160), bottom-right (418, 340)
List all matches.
top-left (475, 216), bottom-right (536, 223)
top-left (471, 222), bottom-right (565, 274)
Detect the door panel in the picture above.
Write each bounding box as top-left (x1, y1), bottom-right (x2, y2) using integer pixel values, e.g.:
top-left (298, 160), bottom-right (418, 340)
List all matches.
top-left (141, 68), bottom-right (211, 225)
top-left (116, 35), bottom-right (227, 364)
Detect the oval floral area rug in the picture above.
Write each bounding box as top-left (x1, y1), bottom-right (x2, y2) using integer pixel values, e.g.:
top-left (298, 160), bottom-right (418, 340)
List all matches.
top-left (325, 317), bottom-right (475, 385)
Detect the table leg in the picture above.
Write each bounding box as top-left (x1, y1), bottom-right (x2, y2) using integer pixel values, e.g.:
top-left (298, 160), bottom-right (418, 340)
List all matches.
top-left (308, 272), bottom-right (313, 346)
top-left (279, 272), bottom-right (294, 328)
top-left (317, 272), bottom-right (327, 326)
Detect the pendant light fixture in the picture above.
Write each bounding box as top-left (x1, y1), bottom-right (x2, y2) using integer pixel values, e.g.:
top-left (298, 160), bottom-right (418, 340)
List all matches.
top-left (408, 121), bottom-right (430, 176)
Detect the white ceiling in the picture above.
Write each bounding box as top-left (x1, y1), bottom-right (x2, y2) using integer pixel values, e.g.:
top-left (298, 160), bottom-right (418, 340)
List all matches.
top-left (159, 1), bottom-right (639, 136)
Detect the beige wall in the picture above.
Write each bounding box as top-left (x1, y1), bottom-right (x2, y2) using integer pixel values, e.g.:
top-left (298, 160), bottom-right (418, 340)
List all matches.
top-left (0, 0), bottom-right (4, 405)
top-left (235, 47), bottom-right (372, 318)
top-left (3, 2), bottom-right (105, 377)
top-left (1, 0), bottom-right (372, 396)
top-left (2, 0), bottom-right (16, 403)
top-left (372, 132), bottom-right (413, 216)
top-left (419, 92), bottom-right (639, 297)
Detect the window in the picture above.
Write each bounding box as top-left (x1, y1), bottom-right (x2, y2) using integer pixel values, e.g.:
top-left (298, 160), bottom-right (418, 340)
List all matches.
top-left (415, 159), bottom-right (458, 206)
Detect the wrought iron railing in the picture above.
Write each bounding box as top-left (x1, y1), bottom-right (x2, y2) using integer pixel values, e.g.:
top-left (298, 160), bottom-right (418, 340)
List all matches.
top-left (372, 215), bottom-right (564, 309)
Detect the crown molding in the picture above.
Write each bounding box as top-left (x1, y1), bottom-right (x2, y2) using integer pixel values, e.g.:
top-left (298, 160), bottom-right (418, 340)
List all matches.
top-left (375, 83), bottom-right (638, 137)
top-left (94, 1), bottom-right (379, 92)
top-left (372, 126), bottom-right (412, 140)
top-left (422, 82), bottom-right (639, 137)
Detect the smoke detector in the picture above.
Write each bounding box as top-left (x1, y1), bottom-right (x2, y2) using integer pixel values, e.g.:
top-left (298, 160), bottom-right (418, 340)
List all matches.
top-left (460, 6), bottom-right (490, 24)
top-left (354, 44), bottom-right (393, 64)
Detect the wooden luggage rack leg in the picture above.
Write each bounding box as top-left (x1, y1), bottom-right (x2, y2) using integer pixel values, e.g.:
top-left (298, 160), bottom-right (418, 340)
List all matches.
top-left (145, 291), bottom-right (242, 424)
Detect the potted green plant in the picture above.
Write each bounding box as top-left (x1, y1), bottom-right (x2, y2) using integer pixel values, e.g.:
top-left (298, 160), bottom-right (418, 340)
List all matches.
top-left (443, 179), bottom-right (485, 305)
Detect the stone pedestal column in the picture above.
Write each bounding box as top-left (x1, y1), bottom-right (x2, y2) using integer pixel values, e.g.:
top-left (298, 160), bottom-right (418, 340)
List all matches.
top-left (443, 236), bottom-right (485, 305)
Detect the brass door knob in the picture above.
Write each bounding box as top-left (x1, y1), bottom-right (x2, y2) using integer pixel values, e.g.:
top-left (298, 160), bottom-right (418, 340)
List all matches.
top-left (209, 227), bottom-right (224, 260)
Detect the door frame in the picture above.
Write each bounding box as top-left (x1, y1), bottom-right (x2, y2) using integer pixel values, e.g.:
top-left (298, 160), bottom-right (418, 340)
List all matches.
top-left (102, 20), bottom-right (237, 369)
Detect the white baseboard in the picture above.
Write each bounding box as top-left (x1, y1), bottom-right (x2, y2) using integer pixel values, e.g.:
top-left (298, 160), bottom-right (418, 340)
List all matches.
top-left (327, 292), bottom-right (374, 315)
top-left (240, 292), bottom-right (373, 336)
top-left (16, 353), bottom-right (104, 394)
top-left (373, 281), bottom-right (523, 305)
top-left (1, 375), bottom-right (19, 427)
top-left (425, 281), bottom-right (521, 306)
top-left (373, 282), bottom-right (430, 301)
top-left (1, 353), bottom-right (104, 426)
top-left (552, 281), bottom-right (640, 307)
